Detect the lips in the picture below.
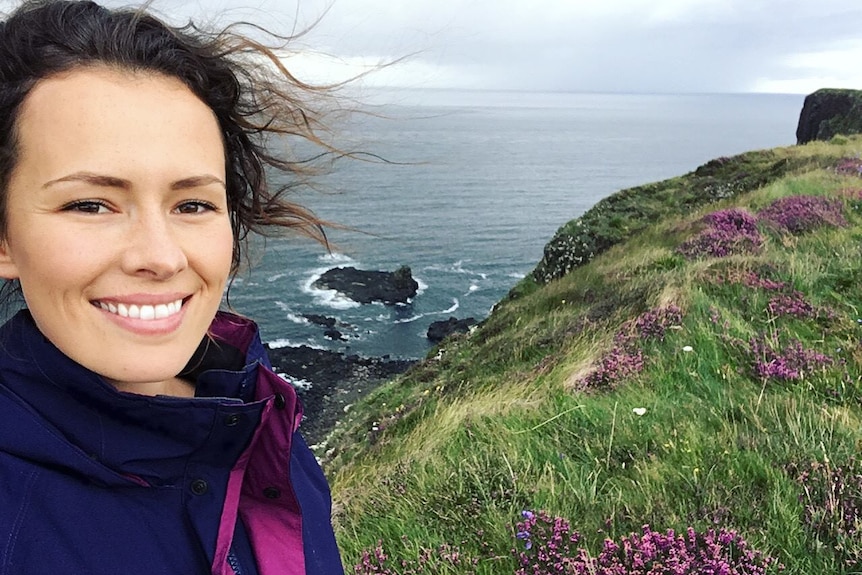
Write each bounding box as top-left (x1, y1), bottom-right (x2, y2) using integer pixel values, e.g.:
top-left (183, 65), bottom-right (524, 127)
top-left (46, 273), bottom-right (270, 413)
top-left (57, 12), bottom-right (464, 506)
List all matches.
top-left (95, 298), bottom-right (184, 320)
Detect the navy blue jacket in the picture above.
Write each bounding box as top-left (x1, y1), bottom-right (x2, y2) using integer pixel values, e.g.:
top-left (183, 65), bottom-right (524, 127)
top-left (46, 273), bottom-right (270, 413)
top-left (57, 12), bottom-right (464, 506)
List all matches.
top-left (0, 310), bottom-right (344, 575)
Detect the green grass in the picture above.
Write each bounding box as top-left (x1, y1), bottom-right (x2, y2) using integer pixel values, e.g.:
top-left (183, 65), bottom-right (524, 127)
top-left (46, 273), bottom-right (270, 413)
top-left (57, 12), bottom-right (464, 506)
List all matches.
top-left (322, 136), bottom-right (862, 574)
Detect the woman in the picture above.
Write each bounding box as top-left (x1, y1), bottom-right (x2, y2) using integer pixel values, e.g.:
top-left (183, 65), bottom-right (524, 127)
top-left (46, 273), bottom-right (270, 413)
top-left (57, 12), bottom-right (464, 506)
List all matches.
top-left (0, 1), bottom-right (345, 574)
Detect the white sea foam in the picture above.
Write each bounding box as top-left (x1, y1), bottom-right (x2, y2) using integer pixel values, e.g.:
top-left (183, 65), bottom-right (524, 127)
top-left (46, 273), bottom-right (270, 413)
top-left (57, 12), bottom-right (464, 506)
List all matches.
top-left (394, 298), bottom-right (459, 324)
top-left (275, 303), bottom-right (314, 325)
top-left (267, 273), bottom-right (288, 282)
top-left (286, 313), bottom-right (309, 325)
top-left (290, 378), bottom-right (314, 391)
top-left (507, 272), bottom-right (527, 279)
top-left (301, 264), bottom-right (362, 311)
top-left (318, 252), bottom-right (355, 264)
top-left (277, 373), bottom-right (314, 390)
top-left (424, 260), bottom-right (486, 280)
top-left (267, 338), bottom-right (327, 351)
top-left (415, 276), bottom-right (429, 295)
top-left (317, 291), bottom-right (363, 310)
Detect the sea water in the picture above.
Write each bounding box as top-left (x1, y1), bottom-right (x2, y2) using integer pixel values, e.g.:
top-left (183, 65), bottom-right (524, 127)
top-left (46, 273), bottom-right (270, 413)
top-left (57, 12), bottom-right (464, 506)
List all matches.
top-left (227, 89), bottom-right (805, 359)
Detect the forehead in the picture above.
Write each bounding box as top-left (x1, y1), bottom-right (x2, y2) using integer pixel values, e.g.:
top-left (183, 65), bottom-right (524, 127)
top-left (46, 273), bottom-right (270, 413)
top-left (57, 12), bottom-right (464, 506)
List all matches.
top-left (22, 64), bottom-right (206, 113)
top-left (19, 65), bottom-right (212, 122)
top-left (11, 66), bottom-right (224, 178)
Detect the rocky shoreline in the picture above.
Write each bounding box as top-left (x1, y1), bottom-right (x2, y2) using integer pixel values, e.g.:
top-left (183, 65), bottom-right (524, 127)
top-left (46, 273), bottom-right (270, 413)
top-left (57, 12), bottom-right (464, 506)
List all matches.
top-left (267, 344), bottom-right (416, 445)
top-left (272, 264), bottom-right (482, 444)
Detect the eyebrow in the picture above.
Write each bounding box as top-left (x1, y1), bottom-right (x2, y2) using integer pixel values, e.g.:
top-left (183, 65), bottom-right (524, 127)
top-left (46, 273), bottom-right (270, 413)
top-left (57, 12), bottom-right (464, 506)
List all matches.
top-left (43, 172), bottom-right (226, 190)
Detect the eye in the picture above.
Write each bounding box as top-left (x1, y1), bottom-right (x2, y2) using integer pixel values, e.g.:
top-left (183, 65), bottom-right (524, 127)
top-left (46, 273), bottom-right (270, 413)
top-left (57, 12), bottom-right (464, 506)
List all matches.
top-left (61, 200), bottom-right (111, 214)
top-left (175, 200), bottom-right (219, 215)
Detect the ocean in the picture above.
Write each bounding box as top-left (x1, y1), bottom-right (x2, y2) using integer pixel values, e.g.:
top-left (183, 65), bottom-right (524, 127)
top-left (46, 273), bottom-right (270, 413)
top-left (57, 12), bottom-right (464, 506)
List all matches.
top-left (226, 89), bottom-right (805, 360)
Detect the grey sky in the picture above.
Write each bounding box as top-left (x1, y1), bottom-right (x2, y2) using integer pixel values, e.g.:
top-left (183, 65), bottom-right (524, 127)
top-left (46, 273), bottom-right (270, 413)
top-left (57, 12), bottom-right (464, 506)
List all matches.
top-left (11, 0), bottom-right (862, 93)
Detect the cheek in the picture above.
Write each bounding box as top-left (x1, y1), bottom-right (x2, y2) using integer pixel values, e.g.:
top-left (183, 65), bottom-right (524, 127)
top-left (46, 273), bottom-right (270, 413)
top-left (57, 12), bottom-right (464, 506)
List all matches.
top-left (208, 220), bottom-right (235, 281)
top-left (15, 237), bottom-right (95, 309)
top-left (5, 226), bottom-right (64, 282)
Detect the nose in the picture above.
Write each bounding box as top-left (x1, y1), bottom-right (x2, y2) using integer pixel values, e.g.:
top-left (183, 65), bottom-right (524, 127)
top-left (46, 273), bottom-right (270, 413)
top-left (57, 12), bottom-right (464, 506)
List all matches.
top-left (121, 210), bottom-right (188, 280)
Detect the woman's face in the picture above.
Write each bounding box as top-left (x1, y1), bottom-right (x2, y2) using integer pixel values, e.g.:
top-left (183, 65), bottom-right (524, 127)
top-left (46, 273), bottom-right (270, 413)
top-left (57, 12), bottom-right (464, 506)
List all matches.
top-left (0, 67), bottom-right (233, 395)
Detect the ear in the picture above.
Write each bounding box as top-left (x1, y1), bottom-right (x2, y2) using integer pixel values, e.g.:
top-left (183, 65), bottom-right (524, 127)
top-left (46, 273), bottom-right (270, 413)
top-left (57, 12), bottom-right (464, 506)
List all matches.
top-left (0, 240), bottom-right (20, 280)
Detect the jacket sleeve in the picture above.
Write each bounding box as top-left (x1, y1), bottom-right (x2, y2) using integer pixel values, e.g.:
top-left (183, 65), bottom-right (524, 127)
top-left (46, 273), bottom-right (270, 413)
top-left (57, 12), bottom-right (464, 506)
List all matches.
top-left (290, 431), bottom-right (345, 575)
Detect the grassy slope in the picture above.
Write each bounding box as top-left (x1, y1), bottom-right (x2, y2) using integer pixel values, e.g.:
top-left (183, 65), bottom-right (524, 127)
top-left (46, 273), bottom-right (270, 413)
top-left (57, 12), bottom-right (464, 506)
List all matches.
top-left (321, 136), bottom-right (862, 574)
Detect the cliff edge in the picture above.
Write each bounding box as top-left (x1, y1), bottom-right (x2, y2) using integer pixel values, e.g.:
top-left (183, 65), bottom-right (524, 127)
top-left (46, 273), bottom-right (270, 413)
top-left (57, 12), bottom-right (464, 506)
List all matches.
top-left (796, 87), bottom-right (862, 144)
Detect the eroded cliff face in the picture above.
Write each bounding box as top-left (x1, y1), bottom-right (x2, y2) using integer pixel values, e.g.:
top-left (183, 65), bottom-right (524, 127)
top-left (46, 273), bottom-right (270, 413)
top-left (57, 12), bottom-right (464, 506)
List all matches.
top-left (796, 88), bottom-right (862, 144)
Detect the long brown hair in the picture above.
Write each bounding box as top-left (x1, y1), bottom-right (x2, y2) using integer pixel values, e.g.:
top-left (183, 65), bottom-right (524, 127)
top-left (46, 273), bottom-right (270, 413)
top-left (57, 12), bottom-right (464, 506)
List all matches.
top-left (0, 0), bottom-right (343, 274)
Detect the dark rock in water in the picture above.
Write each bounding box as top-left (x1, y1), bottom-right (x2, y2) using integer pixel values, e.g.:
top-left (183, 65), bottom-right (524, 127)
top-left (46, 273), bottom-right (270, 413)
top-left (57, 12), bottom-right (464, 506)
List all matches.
top-left (323, 328), bottom-right (346, 341)
top-left (303, 314), bottom-right (337, 328)
top-left (313, 265), bottom-right (419, 305)
top-left (427, 316), bottom-right (478, 343)
top-left (304, 314), bottom-right (355, 341)
top-left (796, 88), bottom-right (862, 144)
top-left (266, 344), bottom-right (415, 444)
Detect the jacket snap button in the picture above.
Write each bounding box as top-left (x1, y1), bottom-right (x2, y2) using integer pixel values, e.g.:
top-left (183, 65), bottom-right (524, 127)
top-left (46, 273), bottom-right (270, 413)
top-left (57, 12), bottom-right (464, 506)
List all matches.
top-left (263, 487), bottom-right (281, 499)
top-left (273, 393), bottom-right (286, 410)
top-left (190, 479), bottom-right (209, 496)
top-left (224, 414), bottom-right (241, 427)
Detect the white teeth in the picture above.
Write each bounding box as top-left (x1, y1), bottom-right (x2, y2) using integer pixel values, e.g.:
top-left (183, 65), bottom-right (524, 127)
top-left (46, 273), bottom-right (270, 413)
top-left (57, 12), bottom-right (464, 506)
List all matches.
top-left (98, 299), bottom-right (183, 321)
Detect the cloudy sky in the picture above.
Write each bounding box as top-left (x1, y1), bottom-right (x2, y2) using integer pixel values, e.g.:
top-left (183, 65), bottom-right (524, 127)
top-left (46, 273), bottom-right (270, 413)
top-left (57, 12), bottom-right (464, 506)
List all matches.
top-left (16, 0), bottom-right (862, 94)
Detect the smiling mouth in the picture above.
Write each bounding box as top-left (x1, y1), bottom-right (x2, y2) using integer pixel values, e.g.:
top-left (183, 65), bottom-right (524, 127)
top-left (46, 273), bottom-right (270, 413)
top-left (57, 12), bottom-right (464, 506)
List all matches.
top-left (94, 299), bottom-right (184, 320)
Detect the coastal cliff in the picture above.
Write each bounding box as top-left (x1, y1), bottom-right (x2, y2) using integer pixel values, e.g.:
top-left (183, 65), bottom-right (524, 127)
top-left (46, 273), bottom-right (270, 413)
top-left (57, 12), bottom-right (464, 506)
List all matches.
top-left (796, 88), bottom-right (862, 144)
top-left (321, 116), bottom-right (862, 572)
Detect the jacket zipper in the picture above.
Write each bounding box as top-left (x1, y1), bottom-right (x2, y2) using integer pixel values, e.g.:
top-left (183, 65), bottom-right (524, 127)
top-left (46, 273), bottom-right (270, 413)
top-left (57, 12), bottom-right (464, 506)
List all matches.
top-left (227, 549), bottom-right (244, 575)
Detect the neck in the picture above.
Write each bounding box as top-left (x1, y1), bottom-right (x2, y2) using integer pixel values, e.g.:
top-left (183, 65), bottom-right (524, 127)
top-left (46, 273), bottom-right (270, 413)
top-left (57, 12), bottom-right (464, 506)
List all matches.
top-left (109, 376), bottom-right (196, 398)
